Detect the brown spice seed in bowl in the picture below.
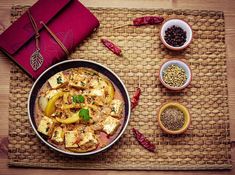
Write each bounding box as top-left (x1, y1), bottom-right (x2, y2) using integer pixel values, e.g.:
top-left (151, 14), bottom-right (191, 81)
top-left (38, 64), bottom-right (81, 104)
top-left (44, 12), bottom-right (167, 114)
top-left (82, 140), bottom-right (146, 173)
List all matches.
top-left (161, 107), bottom-right (185, 131)
top-left (157, 102), bottom-right (191, 135)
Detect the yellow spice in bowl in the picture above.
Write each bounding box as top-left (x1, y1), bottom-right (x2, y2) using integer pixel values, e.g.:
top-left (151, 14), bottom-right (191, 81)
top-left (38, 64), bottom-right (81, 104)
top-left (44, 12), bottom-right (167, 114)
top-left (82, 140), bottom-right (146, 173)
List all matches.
top-left (163, 64), bottom-right (187, 87)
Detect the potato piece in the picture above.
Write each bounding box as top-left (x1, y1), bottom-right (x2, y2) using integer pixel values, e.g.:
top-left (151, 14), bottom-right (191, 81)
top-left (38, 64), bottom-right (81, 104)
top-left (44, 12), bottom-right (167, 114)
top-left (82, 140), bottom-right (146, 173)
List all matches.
top-left (48, 72), bottom-right (67, 89)
top-left (102, 116), bottom-right (121, 135)
top-left (64, 131), bottom-right (79, 148)
top-left (110, 99), bottom-right (123, 117)
top-left (51, 126), bottom-right (64, 143)
top-left (37, 116), bottom-right (54, 136)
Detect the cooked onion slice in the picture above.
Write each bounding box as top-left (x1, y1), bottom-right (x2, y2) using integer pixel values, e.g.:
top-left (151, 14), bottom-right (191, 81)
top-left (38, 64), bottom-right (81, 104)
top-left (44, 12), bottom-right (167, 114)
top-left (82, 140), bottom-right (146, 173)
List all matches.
top-left (38, 96), bottom-right (48, 112)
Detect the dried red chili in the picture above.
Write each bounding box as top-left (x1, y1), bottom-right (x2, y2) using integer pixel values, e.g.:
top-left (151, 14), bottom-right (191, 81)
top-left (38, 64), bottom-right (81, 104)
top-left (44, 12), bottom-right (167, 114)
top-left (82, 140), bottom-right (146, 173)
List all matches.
top-left (132, 128), bottom-right (156, 152)
top-left (131, 87), bottom-right (141, 110)
top-left (114, 16), bottom-right (164, 29)
top-left (101, 39), bottom-right (122, 56)
top-left (133, 16), bottom-right (164, 26)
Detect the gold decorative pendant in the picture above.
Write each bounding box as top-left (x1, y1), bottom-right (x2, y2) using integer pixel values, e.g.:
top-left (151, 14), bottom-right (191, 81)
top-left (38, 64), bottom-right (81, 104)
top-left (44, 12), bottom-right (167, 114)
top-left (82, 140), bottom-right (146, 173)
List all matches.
top-left (30, 49), bottom-right (44, 71)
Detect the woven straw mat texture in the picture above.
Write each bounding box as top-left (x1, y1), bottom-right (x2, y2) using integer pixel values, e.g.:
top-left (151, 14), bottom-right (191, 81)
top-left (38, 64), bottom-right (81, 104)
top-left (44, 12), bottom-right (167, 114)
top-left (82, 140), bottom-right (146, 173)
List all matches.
top-left (8, 6), bottom-right (231, 170)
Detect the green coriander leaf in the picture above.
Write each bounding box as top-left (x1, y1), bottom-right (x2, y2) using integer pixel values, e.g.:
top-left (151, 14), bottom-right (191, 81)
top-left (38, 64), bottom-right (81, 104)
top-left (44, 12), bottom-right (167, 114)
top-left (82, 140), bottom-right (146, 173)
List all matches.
top-left (56, 76), bottom-right (63, 84)
top-left (79, 108), bottom-right (91, 121)
top-left (72, 95), bottom-right (85, 103)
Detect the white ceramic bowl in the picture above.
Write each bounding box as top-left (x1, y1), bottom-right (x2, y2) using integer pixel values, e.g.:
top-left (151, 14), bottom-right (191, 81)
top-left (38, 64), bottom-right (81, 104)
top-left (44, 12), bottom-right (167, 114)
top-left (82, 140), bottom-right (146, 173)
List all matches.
top-left (159, 59), bottom-right (192, 90)
top-left (160, 19), bottom-right (193, 50)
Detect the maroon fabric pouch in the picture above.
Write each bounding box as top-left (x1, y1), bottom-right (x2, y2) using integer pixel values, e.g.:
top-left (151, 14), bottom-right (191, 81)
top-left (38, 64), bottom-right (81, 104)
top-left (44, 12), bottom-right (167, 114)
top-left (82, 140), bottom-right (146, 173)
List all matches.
top-left (0, 0), bottom-right (99, 79)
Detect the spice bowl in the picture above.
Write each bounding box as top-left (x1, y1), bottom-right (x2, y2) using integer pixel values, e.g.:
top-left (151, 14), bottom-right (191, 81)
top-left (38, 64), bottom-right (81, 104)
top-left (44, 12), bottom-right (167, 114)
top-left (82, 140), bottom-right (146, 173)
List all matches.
top-left (157, 102), bottom-right (190, 134)
top-left (159, 59), bottom-right (192, 90)
top-left (160, 19), bottom-right (193, 50)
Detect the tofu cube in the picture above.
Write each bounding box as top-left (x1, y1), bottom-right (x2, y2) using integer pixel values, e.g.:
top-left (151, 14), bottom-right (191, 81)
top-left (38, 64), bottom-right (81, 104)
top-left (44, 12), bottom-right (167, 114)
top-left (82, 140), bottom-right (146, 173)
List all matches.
top-left (83, 89), bottom-right (105, 106)
top-left (64, 131), bottom-right (79, 148)
top-left (37, 116), bottom-right (54, 136)
top-left (69, 73), bottom-right (88, 89)
top-left (79, 132), bottom-right (98, 147)
top-left (102, 116), bottom-right (121, 135)
top-left (89, 79), bottom-right (99, 88)
top-left (51, 126), bottom-right (64, 143)
top-left (90, 78), bottom-right (107, 89)
top-left (48, 72), bottom-right (67, 89)
top-left (69, 80), bottom-right (88, 89)
top-left (89, 89), bottom-right (105, 97)
top-left (110, 99), bottom-right (123, 117)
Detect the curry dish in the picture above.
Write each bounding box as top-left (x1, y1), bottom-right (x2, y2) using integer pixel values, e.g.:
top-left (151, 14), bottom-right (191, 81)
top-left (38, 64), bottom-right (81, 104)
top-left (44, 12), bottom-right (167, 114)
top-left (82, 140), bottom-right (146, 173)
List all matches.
top-left (35, 68), bottom-right (124, 153)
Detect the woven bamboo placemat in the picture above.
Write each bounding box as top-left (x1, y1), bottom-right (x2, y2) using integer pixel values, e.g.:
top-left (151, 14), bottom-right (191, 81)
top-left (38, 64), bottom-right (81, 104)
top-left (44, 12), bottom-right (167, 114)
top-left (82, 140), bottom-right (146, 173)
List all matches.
top-left (8, 5), bottom-right (232, 170)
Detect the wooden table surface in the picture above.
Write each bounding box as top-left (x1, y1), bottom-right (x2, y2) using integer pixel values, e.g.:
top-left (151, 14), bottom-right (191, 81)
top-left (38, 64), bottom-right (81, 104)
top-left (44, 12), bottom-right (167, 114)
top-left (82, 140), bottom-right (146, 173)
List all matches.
top-left (0, 0), bottom-right (235, 174)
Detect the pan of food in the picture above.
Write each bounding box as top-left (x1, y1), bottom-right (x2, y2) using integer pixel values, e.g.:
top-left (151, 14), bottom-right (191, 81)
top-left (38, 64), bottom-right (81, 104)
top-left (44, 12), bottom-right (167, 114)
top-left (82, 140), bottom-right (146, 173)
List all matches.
top-left (28, 59), bottom-right (131, 156)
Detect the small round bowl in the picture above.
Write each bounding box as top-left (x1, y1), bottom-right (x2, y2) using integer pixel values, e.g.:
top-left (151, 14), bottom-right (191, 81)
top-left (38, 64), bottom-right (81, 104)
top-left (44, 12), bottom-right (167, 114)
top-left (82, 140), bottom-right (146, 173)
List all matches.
top-left (157, 102), bottom-right (191, 134)
top-left (159, 59), bottom-right (192, 90)
top-left (160, 18), bottom-right (193, 50)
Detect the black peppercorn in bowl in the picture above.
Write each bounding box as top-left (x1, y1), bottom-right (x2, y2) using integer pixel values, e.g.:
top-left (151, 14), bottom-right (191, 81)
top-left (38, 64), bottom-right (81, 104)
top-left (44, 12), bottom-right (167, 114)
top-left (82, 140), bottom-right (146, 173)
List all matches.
top-left (160, 19), bottom-right (193, 50)
top-left (159, 59), bottom-right (192, 91)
